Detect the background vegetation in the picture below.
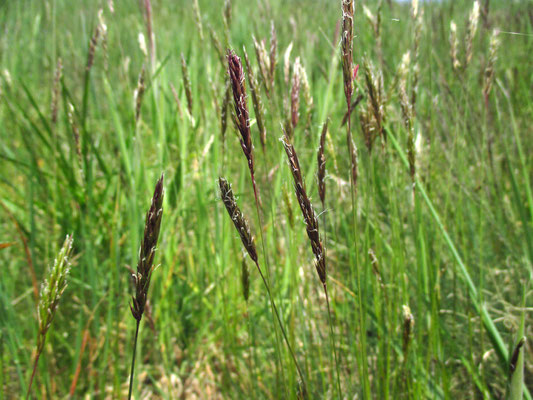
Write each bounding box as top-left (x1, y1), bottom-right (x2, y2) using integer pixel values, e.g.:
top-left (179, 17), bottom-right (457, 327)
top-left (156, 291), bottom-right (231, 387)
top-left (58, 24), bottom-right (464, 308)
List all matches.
top-left (0, 0), bottom-right (531, 398)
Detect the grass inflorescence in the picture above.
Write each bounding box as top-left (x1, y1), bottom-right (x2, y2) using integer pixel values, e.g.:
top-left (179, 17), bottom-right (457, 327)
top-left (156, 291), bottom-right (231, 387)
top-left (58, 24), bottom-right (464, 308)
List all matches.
top-left (0, 0), bottom-right (531, 398)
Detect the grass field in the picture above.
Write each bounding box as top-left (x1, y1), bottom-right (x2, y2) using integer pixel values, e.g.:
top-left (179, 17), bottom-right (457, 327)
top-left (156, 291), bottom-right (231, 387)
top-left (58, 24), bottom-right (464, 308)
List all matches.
top-left (0, 0), bottom-right (532, 398)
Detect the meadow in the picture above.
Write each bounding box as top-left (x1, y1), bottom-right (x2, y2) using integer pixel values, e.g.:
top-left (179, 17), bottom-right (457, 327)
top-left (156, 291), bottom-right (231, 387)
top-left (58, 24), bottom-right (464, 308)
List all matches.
top-left (0, 0), bottom-right (532, 398)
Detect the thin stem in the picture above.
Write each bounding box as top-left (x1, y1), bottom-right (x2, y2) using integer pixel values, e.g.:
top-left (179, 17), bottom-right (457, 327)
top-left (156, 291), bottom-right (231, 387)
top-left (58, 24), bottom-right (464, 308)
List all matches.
top-left (324, 284), bottom-right (342, 399)
top-left (26, 341), bottom-right (44, 400)
top-left (347, 101), bottom-right (370, 399)
top-left (253, 259), bottom-right (307, 397)
top-left (250, 175), bottom-right (285, 393)
top-left (245, 301), bottom-right (257, 399)
top-left (128, 320), bottom-right (141, 400)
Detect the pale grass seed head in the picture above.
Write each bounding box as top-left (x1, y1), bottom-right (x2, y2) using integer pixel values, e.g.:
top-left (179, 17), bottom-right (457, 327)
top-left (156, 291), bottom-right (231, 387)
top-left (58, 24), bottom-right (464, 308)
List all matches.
top-left (483, 29), bottom-right (500, 102)
top-left (38, 235), bottom-right (74, 343)
top-left (252, 36), bottom-right (271, 96)
top-left (192, 0), bottom-right (204, 41)
top-left (300, 62), bottom-right (314, 133)
top-left (449, 21), bottom-right (461, 71)
top-left (138, 32), bottom-right (148, 57)
top-left (465, 1), bottom-right (481, 67)
top-left (283, 42), bottom-right (293, 86)
top-left (402, 304), bottom-right (414, 356)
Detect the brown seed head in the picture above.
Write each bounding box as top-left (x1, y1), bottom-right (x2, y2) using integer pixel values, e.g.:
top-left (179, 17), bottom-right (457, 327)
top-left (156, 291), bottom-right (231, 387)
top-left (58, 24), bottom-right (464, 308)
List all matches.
top-left (363, 57), bottom-right (385, 144)
top-left (290, 57), bottom-right (302, 131)
top-left (227, 50), bottom-right (255, 176)
top-left (219, 177), bottom-right (258, 263)
top-left (131, 174), bottom-right (164, 321)
top-left (317, 120), bottom-right (328, 207)
top-left (241, 258), bottom-right (250, 302)
top-left (243, 46), bottom-right (266, 151)
top-left (282, 134), bottom-right (326, 284)
top-left (181, 53), bottom-right (193, 117)
top-left (402, 305), bottom-right (414, 356)
top-left (87, 23), bottom-right (101, 71)
top-left (341, 0), bottom-right (354, 109)
top-left (135, 65), bottom-right (146, 122)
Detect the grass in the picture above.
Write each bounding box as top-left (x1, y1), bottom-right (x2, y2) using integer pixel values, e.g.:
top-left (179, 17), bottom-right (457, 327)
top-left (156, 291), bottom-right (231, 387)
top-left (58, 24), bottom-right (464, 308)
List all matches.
top-left (0, 0), bottom-right (532, 398)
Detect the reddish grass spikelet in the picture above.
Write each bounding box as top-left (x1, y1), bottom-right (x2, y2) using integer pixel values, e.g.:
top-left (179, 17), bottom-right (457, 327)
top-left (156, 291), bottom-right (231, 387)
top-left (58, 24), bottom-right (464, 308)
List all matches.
top-left (341, 0), bottom-right (354, 110)
top-left (87, 23), bottom-right (101, 72)
top-left (317, 120), bottom-right (328, 207)
top-left (290, 57), bottom-right (301, 131)
top-left (282, 133), bottom-right (326, 285)
top-left (269, 21), bottom-right (277, 88)
top-left (67, 103), bottom-right (82, 167)
top-left (410, 0), bottom-right (423, 112)
top-left (243, 46), bottom-right (266, 151)
top-left (181, 53), bottom-right (194, 117)
top-left (221, 78), bottom-right (231, 147)
top-left (130, 174), bottom-right (164, 322)
top-left (128, 174), bottom-right (164, 400)
top-left (134, 65), bottom-right (146, 122)
top-left (227, 50), bottom-right (260, 202)
top-left (219, 177), bottom-right (258, 263)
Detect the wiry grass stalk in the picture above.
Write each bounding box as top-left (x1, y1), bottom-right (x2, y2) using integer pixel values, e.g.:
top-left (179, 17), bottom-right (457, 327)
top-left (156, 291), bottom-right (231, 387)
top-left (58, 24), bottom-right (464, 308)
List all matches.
top-left (341, 1), bottom-right (368, 397)
top-left (281, 134), bottom-right (341, 399)
top-left (128, 175), bottom-right (164, 400)
top-left (218, 178), bottom-right (307, 396)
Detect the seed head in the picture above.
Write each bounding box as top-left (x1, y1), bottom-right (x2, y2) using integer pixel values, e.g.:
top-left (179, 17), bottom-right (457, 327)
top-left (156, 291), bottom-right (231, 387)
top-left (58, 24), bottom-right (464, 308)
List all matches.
top-left (227, 50), bottom-right (255, 176)
top-left (219, 177), bottom-right (258, 263)
top-left (317, 120), bottom-right (328, 207)
top-left (131, 175), bottom-right (164, 321)
top-left (282, 134), bottom-right (326, 284)
top-left (38, 235), bottom-right (74, 342)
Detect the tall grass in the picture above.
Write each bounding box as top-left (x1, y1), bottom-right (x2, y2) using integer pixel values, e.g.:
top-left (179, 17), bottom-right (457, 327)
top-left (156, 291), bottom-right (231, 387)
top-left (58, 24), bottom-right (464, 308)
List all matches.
top-left (0, 0), bottom-right (531, 398)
